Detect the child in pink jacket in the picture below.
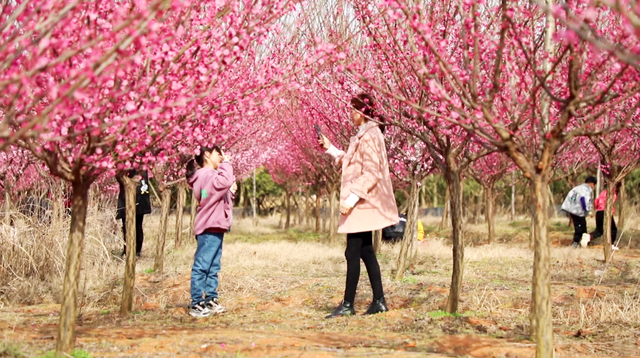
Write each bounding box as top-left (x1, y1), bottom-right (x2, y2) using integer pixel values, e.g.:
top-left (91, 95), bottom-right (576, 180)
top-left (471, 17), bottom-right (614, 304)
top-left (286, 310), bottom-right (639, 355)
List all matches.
top-left (185, 146), bottom-right (237, 317)
top-left (589, 182), bottom-right (621, 249)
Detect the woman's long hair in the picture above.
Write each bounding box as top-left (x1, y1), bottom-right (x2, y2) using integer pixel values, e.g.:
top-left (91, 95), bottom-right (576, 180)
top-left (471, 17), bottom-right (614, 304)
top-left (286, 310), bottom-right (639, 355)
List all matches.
top-left (185, 145), bottom-right (222, 179)
top-left (350, 93), bottom-right (386, 133)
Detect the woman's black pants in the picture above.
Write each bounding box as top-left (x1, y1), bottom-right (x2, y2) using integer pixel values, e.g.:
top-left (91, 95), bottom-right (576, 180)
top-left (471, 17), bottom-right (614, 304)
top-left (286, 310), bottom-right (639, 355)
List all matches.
top-left (343, 231), bottom-right (384, 304)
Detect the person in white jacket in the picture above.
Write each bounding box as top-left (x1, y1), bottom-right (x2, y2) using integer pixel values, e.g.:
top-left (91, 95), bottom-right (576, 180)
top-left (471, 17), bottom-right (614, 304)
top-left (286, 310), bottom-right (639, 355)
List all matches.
top-left (561, 176), bottom-right (597, 248)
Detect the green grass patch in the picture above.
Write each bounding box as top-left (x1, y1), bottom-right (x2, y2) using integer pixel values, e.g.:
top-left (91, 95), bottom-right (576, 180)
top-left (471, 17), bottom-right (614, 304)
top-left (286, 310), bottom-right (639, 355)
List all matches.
top-left (508, 220), bottom-right (530, 229)
top-left (36, 349), bottom-right (93, 358)
top-left (401, 276), bottom-right (418, 284)
top-left (550, 221), bottom-right (573, 232)
top-left (0, 342), bottom-right (25, 358)
top-left (428, 310), bottom-right (461, 319)
top-left (423, 225), bottom-right (438, 233)
top-left (427, 310), bottom-right (477, 319)
top-left (143, 268), bottom-right (155, 274)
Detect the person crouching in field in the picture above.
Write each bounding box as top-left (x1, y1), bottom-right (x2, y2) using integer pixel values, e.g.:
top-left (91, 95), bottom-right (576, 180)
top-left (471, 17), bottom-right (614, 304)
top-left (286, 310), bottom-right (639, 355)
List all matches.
top-left (561, 176), bottom-right (597, 248)
top-left (589, 182), bottom-right (621, 250)
top-left (185, 146), bottom-right (237, 318)
top-left (319, 93), bottom-right (399, 318)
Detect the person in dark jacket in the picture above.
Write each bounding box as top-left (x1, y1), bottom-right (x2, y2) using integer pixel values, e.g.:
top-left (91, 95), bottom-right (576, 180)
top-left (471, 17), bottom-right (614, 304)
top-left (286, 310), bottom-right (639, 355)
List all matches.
top-left (116, 169), bottom-right (152, 257)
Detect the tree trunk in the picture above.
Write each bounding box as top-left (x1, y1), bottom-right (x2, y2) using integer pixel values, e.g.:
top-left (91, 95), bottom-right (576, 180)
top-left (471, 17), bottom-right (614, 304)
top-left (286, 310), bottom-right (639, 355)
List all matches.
top-left (306, 190), bottom-right (311, 228)
top-left (56, 181), bottom-right (91, 354)
top-left (603, 180), bottom-right (617, 263)
top-left (510, 174), bottom-right (515, 221)
top-left (445, 171), bottom-right (464, 313)
top-left (237, 181), bottom-right (243, 209)
top-left (433, 177), bottom-right (438, 208)
top-left (548, 185), bottom-right (557, 218)
top-left (297, 187), bottom-right (303, 226)
top-left (373, 229), bottom-right (382, 254)
top-left (188, 190), bottom-right (196, 239)
top-left (439, 186), bottom-right (450, 229)
top-left (472, 191), bottom-right (481, 225)
top-left (52, 181), bottom-right (62, 227)
top-left (485, 184), bottom-right (495, 244)
top-left (329, 185), bottom-right (338, 242)
top-left (529, 175), bottom-right (553, 358)
top-left (529, 209), bottom-right (535, 249)
top-left (618, 178), bottom-right (626, 243)
top-left (285, 190), bottom-right (291, 230)
top-left (315, 191), bottom-right (321, 233)
top-left (252, 169), bottom-right (258, 226)
top-left (530, 8), bottom-right (555, 355)
top-left (396, 180), bottom-right (419, 280)
top-left (175, 183), bottom-right (186, 248)
top-left (153, 188), bottom-right (172, 274)
top-left (3, 183), bottom-right (10, 226)
top-left (120, 175), bottom-right (139, 315)
top-left (322, 195), bottom-right (327, 233)
top-left (241, 184), bottom-right (249, 218)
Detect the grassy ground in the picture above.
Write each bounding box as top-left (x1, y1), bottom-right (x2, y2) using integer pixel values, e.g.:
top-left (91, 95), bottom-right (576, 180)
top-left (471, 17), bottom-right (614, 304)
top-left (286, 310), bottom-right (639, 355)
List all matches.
top-left (1, 214), bottom-right (639, 357)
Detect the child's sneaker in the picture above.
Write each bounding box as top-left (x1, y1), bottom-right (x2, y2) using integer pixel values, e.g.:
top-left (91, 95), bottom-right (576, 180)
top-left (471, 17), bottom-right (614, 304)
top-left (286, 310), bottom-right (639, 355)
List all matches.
top-left (205, 298), bottom-right (226, 314)
top-left (189, 302), bottom-right (211, 318)
top-left (580, 233), bottom-right (591, 248)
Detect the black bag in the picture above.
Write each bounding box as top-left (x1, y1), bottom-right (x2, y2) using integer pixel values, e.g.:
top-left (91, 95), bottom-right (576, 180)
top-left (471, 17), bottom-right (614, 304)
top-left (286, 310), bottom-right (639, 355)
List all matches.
top-left (382, 214), bottom-right (407, 242)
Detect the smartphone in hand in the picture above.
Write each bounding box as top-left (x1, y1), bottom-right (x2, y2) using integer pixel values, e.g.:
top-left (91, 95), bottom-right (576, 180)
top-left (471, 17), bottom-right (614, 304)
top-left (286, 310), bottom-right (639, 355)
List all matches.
top-left (314, 124), bottom-right (322, 140)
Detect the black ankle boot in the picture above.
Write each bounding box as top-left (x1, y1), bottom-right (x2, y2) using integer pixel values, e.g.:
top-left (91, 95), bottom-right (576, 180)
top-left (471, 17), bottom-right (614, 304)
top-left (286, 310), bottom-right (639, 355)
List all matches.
top-left (325, 300), bottom-right (355, 319)
top-left (364, 297), bottom-right (388, 315)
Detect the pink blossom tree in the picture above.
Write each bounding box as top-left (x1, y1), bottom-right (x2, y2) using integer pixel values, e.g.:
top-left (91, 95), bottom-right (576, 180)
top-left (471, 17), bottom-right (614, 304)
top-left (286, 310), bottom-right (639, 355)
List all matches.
top-left (588, 125), bottom-right (640, 261)
top-left (321, 1), bottom-right (640, 355)
top-left (469, 152), bottom-right (516, 244)
top-left (554, 0), bottom-right (640, 68)
top-left (4, 0), bottom-right (302, 353)
top-left (275, 97), bottom-right (344, 239)
top-left (382, 122), bottom-right (435, 279)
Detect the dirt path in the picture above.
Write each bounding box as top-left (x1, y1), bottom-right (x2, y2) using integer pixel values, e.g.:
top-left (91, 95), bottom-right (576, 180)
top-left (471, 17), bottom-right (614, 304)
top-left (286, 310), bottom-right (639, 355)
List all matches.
top-left (3, 301), bottom-right (625, 358)
top-left (2, 312), bottom-right (536, 357)
top-left (3, 242), bottom-right (640, 357)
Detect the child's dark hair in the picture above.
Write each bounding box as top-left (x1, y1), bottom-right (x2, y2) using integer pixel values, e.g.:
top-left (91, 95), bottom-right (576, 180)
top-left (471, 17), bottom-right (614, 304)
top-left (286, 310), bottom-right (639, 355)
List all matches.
top-left (350, 93), bottom-right (386, 133)
top-left (585, 176), bottom-right (597, 185)
top-left (186, 145), bottom-right (222, 179)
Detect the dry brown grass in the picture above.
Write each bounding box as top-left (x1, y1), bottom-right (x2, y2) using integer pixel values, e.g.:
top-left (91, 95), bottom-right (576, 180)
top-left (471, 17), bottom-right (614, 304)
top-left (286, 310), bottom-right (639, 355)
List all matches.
top-left (1, 207), bottom-right (639, 357)
top-left (0, 204), bottom-right (123, 306)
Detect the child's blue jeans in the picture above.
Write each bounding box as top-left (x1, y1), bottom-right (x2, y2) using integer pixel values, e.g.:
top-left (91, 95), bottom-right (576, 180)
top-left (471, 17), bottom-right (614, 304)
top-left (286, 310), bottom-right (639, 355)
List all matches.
top-left (190, 231), bottom-right (223, 307)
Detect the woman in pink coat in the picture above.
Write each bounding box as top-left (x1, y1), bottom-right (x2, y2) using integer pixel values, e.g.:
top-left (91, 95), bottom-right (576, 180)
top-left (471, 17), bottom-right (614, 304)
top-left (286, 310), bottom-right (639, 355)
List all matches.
top-left (319, 93), bottom-right (399, 318)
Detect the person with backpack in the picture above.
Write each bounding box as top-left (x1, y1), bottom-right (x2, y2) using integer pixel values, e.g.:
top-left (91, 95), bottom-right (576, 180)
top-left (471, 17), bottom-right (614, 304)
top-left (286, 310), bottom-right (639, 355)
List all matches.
top-left (116, 169), bottom-right (151, 258)
top-left (185, 146), bottom-right (237, 318)
top-left (561, 176), bottom-right (597, 248)
top-left (382, 213), bottom-right (407, 243)
top-left (589, 182), bottom-right (621, 250)
top-left (382, 213), bottom-right (425, 243)
top-left (319, 93), bottom-right (398, 318)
